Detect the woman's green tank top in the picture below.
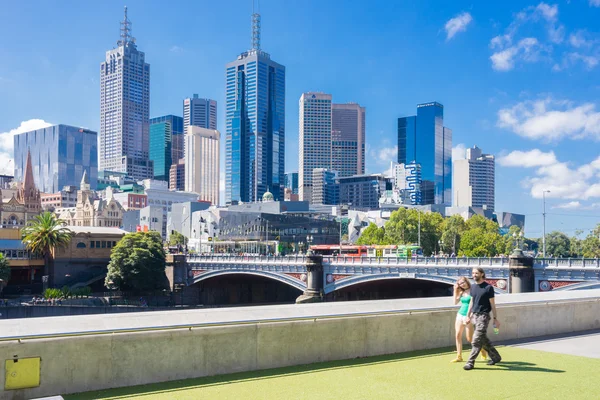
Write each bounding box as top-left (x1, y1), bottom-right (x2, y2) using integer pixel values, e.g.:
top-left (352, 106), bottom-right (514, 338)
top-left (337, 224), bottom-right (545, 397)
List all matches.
top-left (458, 293), bottom-right (471, 316)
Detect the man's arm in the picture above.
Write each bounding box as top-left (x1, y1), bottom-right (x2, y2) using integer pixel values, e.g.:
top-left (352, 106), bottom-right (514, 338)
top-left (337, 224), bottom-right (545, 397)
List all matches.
top-left (466, 296), bottom-right (474, 320)
top-left (490, 297), bottom-right (500, 327)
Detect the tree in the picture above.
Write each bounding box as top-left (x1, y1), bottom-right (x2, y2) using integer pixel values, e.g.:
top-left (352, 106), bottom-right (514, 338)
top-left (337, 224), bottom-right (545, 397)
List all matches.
top-left (0, 253), bottom-right (9, 295)
top-left (169, 231), bottom-right (188, 247)
top-left (458, 215), bottom-right (503, 257)
top-left (356, 223), bottom-right (385, 245)
top-left (538, 231), bottom-right (571, 258)
top-left (581, 235), bottom-right (600, 258)
top-left (21, 212), bottom-right (73, 286)
top-left (441, 215), bottom-right (466, 255)
top-left (383, 208), bottom-right (443, 255)
top-left (106, 231), bottom-right (169, 292)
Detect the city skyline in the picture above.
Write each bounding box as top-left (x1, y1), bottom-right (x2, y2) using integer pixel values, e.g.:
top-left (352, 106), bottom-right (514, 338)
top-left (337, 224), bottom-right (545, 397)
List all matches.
top-left (1, 1), bottom-right (600, 236)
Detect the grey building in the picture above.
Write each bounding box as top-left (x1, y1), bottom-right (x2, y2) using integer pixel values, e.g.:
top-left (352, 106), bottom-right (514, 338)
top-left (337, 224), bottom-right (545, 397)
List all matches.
top-left (167, 201), bottom-right (212, 240)
top-left (332, 103), bottom-right (366, 178)
top-left (140, 205), bottom-right (165, 238)
top-left (183, 95), bottom-right (217, 132)
top-left (122, 209), bottom-right (140, 232)
top-left (14, 124), bottom-right (98, 193)
top-left (339, 174), bottom-right (392, 210)
top-left (453, 145), bottom-right (495, 212)
top-left (312, 168), bottom-right (339, 205)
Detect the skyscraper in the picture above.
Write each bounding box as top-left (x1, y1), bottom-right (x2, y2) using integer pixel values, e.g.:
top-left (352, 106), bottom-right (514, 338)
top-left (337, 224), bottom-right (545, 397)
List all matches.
top-left (299, 92), bottom-right (332, 202)
top-left (225, 11), bottom-right (285, 204)
top-left (284, 172), bottom-right (299, 195)
top-left (183, 95), bottom-right (217, 132)
top-left (149, 115), bottom-right (183, 182)
top-left (332, 103), bottom-right (366, 178)
top-left (453, 145), bottom-right (495, 211)
top-left (14, 124), bottom-right (98, 193)
top-left (100, 7), bottom-right (153, 180)
top-left (398, 102), bottom-right (452, 206)
top-left (185, 127), bottom-right (220, 205)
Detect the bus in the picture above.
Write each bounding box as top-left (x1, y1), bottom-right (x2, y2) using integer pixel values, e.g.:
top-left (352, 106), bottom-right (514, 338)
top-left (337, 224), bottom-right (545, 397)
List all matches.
top-left (309, 245), bottom-right (368, 257)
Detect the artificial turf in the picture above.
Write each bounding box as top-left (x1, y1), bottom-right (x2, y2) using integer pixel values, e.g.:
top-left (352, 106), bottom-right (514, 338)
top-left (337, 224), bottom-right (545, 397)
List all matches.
top-left (65, 346), bottom-right (600, 400)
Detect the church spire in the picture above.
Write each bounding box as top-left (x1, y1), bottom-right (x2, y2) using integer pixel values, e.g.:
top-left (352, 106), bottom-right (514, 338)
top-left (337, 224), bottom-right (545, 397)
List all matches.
top-left (23, 149), bottom-right (35, 193)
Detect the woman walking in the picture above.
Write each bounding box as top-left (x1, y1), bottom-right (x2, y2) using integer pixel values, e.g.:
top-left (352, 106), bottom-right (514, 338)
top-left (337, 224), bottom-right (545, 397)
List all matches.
top-left (450, 276), bottom-right (487, 363)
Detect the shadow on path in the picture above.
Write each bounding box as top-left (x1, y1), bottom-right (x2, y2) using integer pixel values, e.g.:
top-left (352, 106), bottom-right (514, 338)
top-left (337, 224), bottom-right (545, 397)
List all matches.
top-left (472, 361), bottom-right (565, 373)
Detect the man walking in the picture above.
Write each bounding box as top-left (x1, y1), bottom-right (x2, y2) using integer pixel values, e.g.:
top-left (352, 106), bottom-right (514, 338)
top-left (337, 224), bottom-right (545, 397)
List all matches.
top-left (464, 267), bottom-right (502, 370)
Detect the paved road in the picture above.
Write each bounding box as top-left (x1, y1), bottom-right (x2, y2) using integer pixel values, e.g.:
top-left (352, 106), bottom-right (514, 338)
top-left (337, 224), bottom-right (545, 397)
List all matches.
top-left (503, 329), bottom-right (600, 359)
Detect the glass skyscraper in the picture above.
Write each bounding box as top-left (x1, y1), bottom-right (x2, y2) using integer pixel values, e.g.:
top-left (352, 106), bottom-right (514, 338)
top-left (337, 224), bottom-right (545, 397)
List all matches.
top-left (398, 102), bottom-right (452, 205)
top-left (99, 7), bottom-right (153, 180)
top-left (225, 11), bottom-right (285, 204)
top-left (149, 115), bottom-right (183, 182)
top-left (14, 125), bottom-right (98, 193)
top-left (183, 95), bottom-right (217, 132)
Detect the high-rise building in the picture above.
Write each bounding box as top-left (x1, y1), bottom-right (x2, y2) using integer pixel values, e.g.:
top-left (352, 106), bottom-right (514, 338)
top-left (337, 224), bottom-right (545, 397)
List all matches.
top-left (299, 92), bottom-right (332, 202)
top-left (398, 102), bottom-right (452, 206)
top-left (169, 159), bottom-right (186, 191)
top-left (332, 103), bottom-right (365, 178)
top-left (14, 124), bottom-right (98, 193)
top-left (149, 115), bottom-right (183, 182)
top-left (185, 127), bottom-right (220, 205)
top-left (285, 172), bottom-right (299, 195)
top-left (311, 168), bottom-right (339, 205)
top-left (453, 145), bottom-right (495, 211)
top-left (183, 95), bottom-right (217, 132)
top-left (339, 174), bottom-right (392, 210)
top-left (100, 7), bottom-right (153, 180)
top-left (225, 11), bottom-right (285, 204)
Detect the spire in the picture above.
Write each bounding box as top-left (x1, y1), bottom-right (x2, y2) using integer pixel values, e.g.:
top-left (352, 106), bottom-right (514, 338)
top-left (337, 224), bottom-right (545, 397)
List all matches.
top-left (23, 149), bottom-right (35, 192)
top-left (117, 6), bottom-right (136, 47)
top-left (251, 1), bottom-right (261, 51)
top-left (81, 169), bottom-right (90, 191)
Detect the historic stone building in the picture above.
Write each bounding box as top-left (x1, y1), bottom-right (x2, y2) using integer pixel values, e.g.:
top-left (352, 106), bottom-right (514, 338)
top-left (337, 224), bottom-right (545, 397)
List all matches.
top-left (57, 171), bottom-right (125, 228)
top-left (0, 151), bottom-right (41, 228)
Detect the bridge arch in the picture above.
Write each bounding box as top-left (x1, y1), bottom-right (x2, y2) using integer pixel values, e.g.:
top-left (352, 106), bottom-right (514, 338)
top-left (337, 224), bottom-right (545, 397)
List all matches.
top-left (190, 270), bottom-right (306, 292)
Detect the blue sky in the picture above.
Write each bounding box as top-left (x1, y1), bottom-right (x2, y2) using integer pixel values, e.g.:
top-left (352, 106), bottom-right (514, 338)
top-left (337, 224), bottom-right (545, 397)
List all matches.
top-left (1, 0), bottom-right (600, 237)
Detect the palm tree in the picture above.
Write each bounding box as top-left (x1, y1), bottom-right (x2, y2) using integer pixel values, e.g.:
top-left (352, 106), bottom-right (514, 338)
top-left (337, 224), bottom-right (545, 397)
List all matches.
top-left (22, 212), bottom-right (73, 287)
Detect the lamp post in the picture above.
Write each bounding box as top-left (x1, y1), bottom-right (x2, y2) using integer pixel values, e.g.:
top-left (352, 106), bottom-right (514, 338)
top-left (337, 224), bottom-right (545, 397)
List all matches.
top-left (542, 190), bottom-right (551, 257)
top-left (307, 234), bottom-right (313, 254)
top-left (293, 234), bottom-right (296, 254)
top-left (438, 240), bottom-right (443, 256)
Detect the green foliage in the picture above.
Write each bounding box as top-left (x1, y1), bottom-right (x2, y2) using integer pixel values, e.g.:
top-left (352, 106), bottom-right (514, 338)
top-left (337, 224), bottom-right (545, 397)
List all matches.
top-left (169, 231), bottom-right (188, 247)
top-left (538, 231), bottom-right (572, 257)
top-left (440, 215), bottom-right (466, 255)
top-left (21, 211), bottom-right (73, 257)
top-left (0, 253), bottom-right (10, 283)
top-left (356, 223), bottom-right (385, 245)
top-left (105, 231), bottom-right (169, 292)
top-left (43, 286), bottom-right (91, 299)
top-left (44, 288), bottom-right (63, 299)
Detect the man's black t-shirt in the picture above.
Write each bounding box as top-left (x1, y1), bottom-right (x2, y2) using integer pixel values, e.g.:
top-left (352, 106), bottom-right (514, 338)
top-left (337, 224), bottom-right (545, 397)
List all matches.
top-left (470, 281), bottom-right (495, 313)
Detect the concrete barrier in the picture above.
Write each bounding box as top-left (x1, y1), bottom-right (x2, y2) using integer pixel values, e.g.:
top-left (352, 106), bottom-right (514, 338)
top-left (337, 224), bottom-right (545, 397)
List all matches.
top-left (1, 290), bottom-right (599, 399)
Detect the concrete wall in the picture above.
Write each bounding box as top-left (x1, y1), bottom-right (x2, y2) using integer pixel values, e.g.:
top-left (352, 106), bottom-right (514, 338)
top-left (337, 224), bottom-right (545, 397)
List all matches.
top-left (1, 293), bottom-right (599, 399)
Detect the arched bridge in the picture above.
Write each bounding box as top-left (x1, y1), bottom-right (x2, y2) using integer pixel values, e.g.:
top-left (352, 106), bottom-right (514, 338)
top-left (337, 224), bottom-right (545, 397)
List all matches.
top-left (182, 255), bottom-right (600, 294)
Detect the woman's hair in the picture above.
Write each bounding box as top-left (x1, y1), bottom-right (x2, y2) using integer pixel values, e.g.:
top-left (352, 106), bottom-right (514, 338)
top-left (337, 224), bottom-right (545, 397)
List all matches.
top-left (473, 267), bottom-right (486, 279)
top-left (456, 276), bottom-right (471, 291)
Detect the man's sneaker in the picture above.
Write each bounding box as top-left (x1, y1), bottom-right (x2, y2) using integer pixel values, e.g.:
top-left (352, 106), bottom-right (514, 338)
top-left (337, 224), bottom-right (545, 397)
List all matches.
top-left (487, 357), bottom-right (502, 366)
top-left (463, 363), bottom-right (474, 371)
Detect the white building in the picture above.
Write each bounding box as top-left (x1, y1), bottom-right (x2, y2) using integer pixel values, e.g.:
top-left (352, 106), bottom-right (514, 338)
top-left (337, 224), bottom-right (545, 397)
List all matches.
top-left (139, 179), bottom-right (199, 232)
top-left (184, 126), bottom-right (220, 205)
top-left (299, 92), bottom-right (332, 202)
top-left (139, 205), bottom-right (165, 238)
top-left (453, 145), bottom-right (495, 212)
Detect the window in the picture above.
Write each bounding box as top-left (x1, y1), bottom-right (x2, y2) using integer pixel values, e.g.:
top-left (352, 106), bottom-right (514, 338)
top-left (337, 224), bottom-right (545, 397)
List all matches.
top-left (101, 241), bottom-right (106, 248)
top-left (77, 242), bottom-right (86, 248)
top-left (90, 241), bottom-right (95, 248)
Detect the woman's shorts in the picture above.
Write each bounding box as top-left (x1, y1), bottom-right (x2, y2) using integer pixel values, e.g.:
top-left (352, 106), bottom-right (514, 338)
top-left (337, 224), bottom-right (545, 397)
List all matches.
top-left (456, 313), bottom-right (470, 325)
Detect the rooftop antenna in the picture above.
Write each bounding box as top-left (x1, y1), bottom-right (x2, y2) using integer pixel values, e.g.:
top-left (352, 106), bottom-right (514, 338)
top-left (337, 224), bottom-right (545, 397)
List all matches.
top-left (251, 0), bottom-right (261, 50)
top-left (118, 6), bottom-right (136, 46)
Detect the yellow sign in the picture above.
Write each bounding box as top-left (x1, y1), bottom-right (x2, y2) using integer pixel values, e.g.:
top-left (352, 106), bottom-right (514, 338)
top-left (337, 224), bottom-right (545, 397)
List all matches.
top-left (5, 357), bottom-right (41, 390)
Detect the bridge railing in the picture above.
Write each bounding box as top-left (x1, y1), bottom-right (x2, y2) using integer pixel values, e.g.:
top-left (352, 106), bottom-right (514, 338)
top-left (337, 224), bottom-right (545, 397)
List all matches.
top-left (186, 254), bottom-right (309, 264)
top-left (535, 258), bottom-right (600, 268)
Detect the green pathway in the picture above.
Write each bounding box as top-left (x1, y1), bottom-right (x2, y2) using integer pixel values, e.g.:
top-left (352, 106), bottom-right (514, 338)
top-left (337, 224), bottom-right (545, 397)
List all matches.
top-left (66, 346), bottom-right (600, 400)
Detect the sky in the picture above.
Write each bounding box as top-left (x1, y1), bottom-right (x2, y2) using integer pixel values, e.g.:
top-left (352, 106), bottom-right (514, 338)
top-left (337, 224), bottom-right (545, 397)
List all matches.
top-left (1, 0), bottom-right (600, 238)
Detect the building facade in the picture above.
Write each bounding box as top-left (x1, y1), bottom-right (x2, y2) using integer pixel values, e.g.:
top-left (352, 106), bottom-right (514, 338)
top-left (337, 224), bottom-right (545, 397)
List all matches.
top-left (285, 172), bottom-right (299, 195)
top-left (339, 174), bottom-right (392, 210)
top-left (0, 151), bottom-right (42, 228)
top-left (332, 103), bottom-right (366, 178)
top-left (398, 102), bottom-right (452, 206)
top-left (183, 94), bottom-right (217, 132)
top-left (225, 11), bottom-right (285, 204)
top-left (14, 124), bottom-right (98, 193)
top-left (169, 158), bottom-right (186, 191)
top-left (311, 168), bottom-right (339, 205)
top-left (184, 127), bottom-right (220, 205)
top-left (41, 186), bottom-right (78, 211)
top-left (149, 115), bottom-right (183, 182)
top-left (299, 92), bottom-right (332, 202)
top-left (99, 7), bottom-right (153, 180)
top-left (453, 145), bottom-right (495, 212)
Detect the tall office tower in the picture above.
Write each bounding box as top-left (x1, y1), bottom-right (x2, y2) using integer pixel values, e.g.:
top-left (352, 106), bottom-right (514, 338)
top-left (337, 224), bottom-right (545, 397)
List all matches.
top-left (453, 145), bottom-right (495, 211)
top-left (225, 10), bottom-right (285, 204)
top-left (100, 7), bottom-right (153, 180)
top-left (183, 95), bottom-right (217, 132)
top-left (149, 115), bottom-right (183, 182)
top-left (185, 127), bottom-right (220, 205)
top-left (299, 92), bottom-right (332, 202)
top-left (311, 168), bottom-right (339, 205)
top-left (331, 103), bottom-right (366, 177)
top-left (14, 125), bottom-right (98, 193)
top-left (169, 159), bottom-right (186, 191)
top-left (284, 172), bottom-right (299, 195)
top-left (397, 102), bottom-right (452, 206)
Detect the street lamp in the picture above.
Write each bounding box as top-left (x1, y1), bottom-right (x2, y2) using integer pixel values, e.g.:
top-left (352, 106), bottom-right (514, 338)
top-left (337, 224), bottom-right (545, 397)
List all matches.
top-left (438, 240), bottom-right (443, 256)
top-left (306, 235), bottom-right (314, 254)
top-left (542, 190), bottom-right (551, 257)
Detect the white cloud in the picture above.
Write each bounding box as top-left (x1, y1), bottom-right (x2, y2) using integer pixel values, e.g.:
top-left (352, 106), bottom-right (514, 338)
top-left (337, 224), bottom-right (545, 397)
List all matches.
top-left (444, 12), bottom-right (473, 41)
top-left (535, 3), bottom-right (558, 22)
top-left (553, 201), bottom-right (581, 209)
top-left (590, 0), bottom-right (600, 7)
top-left (378, 146), bottom-right (398, 163)
top-left (569, 30), bottom-right (596, 48)
top-left (490, 37), bottom-right (543, 71)
top-left (500, 149), bottom-right (600, 200)
top-left (497, 149), bottom-right (557, 167)
top-left (497, 98), bottom-right (600, 141)
top-left (169, 45), bottom-right (184, 53)
top-left (0, 119), bottom-right (52, 175)
top-left (452, 144), bottom-right (467, 160)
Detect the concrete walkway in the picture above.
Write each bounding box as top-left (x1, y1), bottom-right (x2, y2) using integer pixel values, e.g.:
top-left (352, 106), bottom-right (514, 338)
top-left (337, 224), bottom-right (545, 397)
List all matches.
top-left (504, 329), bottom-right (600, 359)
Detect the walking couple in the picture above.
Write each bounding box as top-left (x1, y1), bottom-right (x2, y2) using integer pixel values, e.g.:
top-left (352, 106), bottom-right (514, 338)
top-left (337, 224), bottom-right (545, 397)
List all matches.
top-left (452, 267), bottom-right (502, 370)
